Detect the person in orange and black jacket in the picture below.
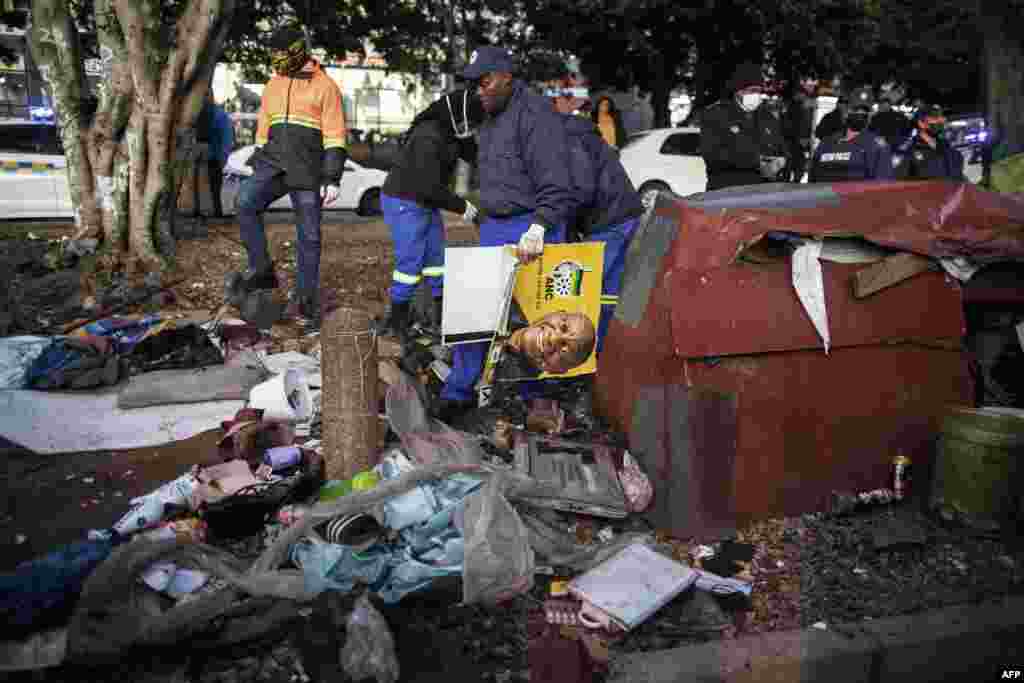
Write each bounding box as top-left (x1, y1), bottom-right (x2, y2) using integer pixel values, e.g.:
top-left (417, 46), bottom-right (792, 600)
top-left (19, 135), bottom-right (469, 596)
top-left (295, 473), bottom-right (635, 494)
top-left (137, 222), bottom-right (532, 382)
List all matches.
top-left (236, 24), bottom-right (347, 331)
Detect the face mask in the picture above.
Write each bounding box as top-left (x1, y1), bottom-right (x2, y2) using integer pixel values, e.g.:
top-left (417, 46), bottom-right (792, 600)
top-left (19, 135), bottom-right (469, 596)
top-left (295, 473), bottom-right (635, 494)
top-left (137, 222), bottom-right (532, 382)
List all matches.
top-left (926, 123), bottom-right (945, 138)
top-left (271, 39), bottom-right (308, 76)
top-left (738, 92), bottom-right (764, 112)
top-left (847, 112), bottom-right (869, 132)
top-left (447, 90), bottom-right (474, 139)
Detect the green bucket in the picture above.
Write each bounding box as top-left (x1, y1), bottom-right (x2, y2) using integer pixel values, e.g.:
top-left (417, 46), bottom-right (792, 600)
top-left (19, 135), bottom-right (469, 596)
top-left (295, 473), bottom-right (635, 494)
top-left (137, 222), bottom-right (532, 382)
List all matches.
top-left (931, 406), bottom-right (1024, 529)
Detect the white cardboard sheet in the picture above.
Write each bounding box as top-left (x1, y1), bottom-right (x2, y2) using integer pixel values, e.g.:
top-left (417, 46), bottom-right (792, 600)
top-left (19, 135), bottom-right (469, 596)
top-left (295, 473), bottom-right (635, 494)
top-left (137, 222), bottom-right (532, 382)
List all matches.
top-left (442, 246), bottom-right (518, 345)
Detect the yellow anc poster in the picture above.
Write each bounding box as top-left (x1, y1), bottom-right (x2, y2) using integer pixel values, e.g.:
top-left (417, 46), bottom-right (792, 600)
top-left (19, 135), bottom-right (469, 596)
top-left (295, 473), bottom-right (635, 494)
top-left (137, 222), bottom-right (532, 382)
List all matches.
top-left (478, 242), bottom-right (604, 402)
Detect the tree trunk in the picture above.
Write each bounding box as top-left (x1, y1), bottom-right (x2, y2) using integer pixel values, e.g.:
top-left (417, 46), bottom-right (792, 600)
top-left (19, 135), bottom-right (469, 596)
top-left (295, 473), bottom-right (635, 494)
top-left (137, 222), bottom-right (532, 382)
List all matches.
top-left (982, 19), bottom-right (1024, 158)
top-left (27, 0), bottom-right (101, 239)
top-left (30, 0), bottom-right (233, 274)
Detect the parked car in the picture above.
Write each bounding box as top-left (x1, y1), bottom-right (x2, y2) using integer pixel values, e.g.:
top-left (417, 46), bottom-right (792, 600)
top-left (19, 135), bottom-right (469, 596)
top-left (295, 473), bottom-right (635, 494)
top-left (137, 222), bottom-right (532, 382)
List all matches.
top-left (619, 127), bottom-right (707, 209)
top-left (1, 121), bottom-right (387, 220)
top-left (0, 120), bottom-right (72, 219)
top-left (221, 144), bottom-right (386, 216)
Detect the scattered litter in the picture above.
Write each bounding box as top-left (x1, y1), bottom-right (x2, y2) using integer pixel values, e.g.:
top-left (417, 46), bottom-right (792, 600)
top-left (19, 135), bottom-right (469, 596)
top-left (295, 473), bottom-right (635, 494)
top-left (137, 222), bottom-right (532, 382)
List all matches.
top-left (597, 526), bottom-right (615, 543)
top-left (853, 567), bottom-right (867, 575)
top-left (65, 475), bottom-right (75, 481)
top-left (82, 478), bottom-right (95, 484)
top-left (15, 534), bottom-right (27, 545)
top-left (812, 621), bottom-right (828, 630)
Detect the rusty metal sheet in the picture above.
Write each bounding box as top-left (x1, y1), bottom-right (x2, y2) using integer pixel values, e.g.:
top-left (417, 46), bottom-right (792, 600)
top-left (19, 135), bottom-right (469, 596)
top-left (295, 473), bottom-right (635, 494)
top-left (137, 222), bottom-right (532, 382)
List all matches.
top-left (668, 263), bottom-right (965, 358)
top-left (667, 181), bottom-right (1024, 274)
top-left (684, 345), bottom-right (973, 521)
top-left (628, 384), bottom-right (738, 540)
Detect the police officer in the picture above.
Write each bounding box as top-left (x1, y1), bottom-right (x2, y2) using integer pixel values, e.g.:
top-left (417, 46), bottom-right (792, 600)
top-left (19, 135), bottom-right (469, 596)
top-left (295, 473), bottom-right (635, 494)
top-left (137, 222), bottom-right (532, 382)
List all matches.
top-left (868, 93), bottom-right (914, 150)
top-left (699, 61), bottom-right (787, 191)
top-left (376, 88), bottom-right (484, 343)
top-left (564, 115), bottom-right (644, 351)
top-left (809, 87), bottom-right (894, 183)
top-left (815, 96), bottom-right (847, 141)
top-left (894, 103), bottom-right (965, 181)
top-left (437, 46), bottom-right (576, 419)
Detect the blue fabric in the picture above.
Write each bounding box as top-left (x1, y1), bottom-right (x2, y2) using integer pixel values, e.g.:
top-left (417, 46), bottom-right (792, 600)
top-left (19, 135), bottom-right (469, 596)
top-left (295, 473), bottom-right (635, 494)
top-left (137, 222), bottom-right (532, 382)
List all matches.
top-left (810, 130), bottom-right (894, 182)
top-left (382, 193), bottom-right (445, 302)
top-left (477, 81), bottom-right (576, 231)
top-left (1, 538), bottom-right (117, 637)
top-left (441, 213), bottom-right (566, 402)
top-left (564, 115), bottom-right (643, 235)
top-left (589, 216), bottom-right (639, 352)
top-left (291, 466), bottom-right (480, 604)
top-left (81, 315), bottom-right (163, 353)
top-left (239, 161), bottom-right (322, 299)
top-left (209, 105), bottom-right (235, 167)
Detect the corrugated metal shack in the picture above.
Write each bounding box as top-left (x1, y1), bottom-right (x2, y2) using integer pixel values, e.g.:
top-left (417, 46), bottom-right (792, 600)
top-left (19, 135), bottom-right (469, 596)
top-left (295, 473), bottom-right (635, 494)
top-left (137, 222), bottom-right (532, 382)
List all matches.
top-left (595, 181), bottom-right (1024, 537)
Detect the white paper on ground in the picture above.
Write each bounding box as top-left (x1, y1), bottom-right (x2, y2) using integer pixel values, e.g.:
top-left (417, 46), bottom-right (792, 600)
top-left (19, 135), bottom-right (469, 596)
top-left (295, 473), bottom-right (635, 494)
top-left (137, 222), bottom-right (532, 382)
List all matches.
top-left (0, 388), bottom-right (243, 453)
top-left (792, 241), bottom-right (831, 353)
top-left (442, 246), bottom-right (518, 345)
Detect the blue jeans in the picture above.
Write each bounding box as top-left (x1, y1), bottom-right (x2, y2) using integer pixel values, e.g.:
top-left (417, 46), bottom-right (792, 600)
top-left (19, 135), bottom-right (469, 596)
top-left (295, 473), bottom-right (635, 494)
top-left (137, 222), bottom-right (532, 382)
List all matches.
top-left (440, 213), bottom-right (566, 402)
top-left (589, 216), bottom-right (639, 352)
top-left (382, 193), bottom-right (445, 303)
top-left (238, 162), bottom-right (322, 299)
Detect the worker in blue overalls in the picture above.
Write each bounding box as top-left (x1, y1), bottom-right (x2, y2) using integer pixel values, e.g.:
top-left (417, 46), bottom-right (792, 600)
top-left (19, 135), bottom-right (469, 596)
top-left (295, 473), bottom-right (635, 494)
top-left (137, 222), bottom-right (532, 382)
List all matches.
top-left (563, 114), bottom-right (644, 351)
top-left (377, 88), bottom-right (484, 342)
top-left (437, 46), bottom-right (577, 422)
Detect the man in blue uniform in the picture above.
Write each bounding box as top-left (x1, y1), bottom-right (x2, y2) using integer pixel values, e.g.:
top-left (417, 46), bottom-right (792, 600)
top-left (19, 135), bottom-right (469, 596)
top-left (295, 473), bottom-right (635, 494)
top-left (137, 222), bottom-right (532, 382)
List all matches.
top-left (564, 115), bottom-right (644, 351)
top-left (809, 87), bottom-right (894, 183)
top-left (894, 103), bottom-right (965, 181)
top-left (437, 46), bottom-right (576, 419)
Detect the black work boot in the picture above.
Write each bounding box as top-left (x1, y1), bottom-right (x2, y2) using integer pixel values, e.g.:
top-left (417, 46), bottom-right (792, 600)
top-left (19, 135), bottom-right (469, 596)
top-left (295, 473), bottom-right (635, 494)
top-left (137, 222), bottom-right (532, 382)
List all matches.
top-left (377, 300), bottom-right (412, 343)
top-left (286, 290), bottom-right (321, 333)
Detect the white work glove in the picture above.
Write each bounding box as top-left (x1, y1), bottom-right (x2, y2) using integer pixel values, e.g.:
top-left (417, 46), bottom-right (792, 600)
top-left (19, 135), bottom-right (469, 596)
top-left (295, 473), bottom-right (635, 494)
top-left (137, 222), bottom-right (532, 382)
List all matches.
top-left (516, 224), bottom-right (546, 263)
top-left (320, 184), bottom-right (341, 206)
top-left (760, 155), bottom-right (787, 180)
top-left (462, 201), bottom-right (479, 223)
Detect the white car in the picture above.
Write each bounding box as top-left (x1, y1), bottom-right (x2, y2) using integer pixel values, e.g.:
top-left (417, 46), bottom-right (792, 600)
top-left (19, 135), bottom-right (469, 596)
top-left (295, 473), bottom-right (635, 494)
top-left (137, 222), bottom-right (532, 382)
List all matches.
top-left (619, 126), bottom-right (708, 209)
top-left (0, 121), bottom-right (73, 219)
top-left (221, 144), bottom-right (386, 216)
top-left (0, 123), bottom-right (386, 220)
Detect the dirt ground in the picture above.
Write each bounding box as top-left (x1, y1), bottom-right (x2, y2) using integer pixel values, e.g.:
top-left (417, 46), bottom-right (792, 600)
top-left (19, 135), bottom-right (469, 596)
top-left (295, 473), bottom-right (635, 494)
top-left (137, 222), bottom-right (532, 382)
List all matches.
top-left (170, 213), bottom-right (479, 330)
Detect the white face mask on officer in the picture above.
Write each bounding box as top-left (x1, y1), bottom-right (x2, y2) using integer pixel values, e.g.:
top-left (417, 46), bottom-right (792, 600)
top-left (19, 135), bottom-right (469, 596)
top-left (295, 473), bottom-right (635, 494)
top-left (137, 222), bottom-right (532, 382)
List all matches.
top-left (447, 90), bottom-right (474, 139)
top-left (738, 91), bottom-right (764, 112)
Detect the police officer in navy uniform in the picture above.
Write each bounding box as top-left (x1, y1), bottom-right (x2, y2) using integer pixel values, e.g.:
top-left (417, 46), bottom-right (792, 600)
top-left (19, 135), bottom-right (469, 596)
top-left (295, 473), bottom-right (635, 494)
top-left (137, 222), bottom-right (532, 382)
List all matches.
top-left (809, 87), bottom-right (894, 183)
top-left (699, 62), bottom-right (787, 191)
top-left (894, 103), bottom-right (965, 181)
top-left (437, 46), bottom-right (577, 420)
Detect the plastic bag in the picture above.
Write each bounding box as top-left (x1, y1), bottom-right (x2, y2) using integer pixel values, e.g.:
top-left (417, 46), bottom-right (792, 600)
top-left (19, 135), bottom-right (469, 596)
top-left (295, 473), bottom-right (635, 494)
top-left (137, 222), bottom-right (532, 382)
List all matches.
top-left (339, 593), bottom-right (400, 683)
top-left (458, 472), bottom-right (535, 605)
top-left (618, 450), bottom-right (654, 513)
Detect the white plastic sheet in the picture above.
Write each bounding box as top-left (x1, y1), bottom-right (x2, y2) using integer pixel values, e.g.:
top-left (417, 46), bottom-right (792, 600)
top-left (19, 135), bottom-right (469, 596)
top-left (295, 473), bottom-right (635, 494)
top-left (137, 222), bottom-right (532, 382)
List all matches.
top-left (0, 388), bottom-right (242, 453)
top-left (791, 241), bottom-right (831, 353)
